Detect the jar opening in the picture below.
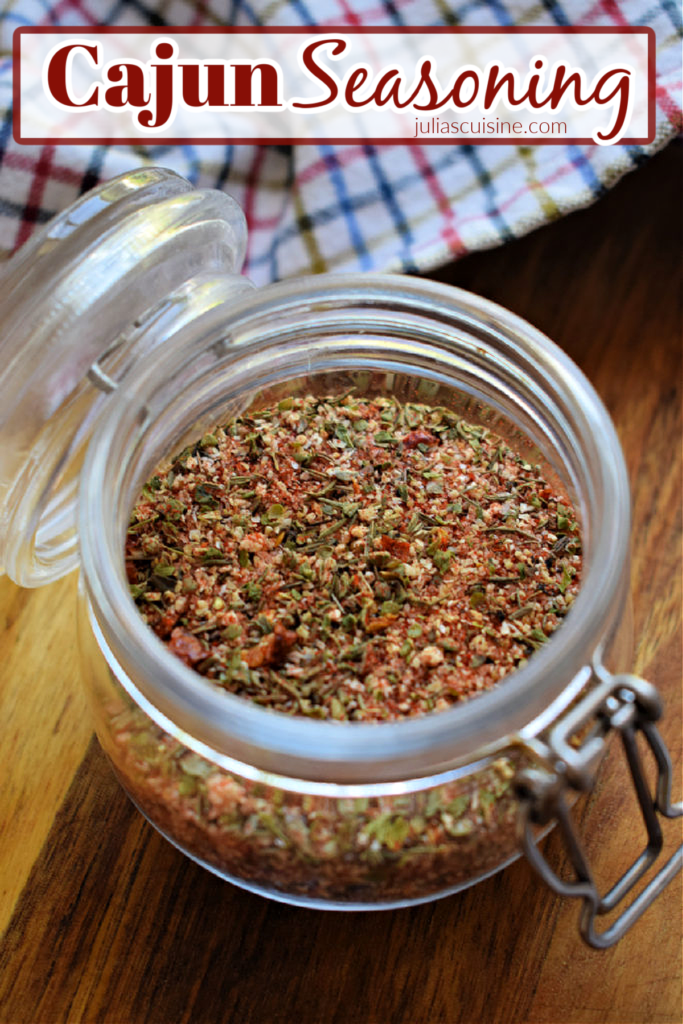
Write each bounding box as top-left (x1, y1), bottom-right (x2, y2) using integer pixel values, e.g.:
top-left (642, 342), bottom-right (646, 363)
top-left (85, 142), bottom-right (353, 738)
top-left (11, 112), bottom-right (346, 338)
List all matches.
top-left (79, 275), bottom-right (630, 783)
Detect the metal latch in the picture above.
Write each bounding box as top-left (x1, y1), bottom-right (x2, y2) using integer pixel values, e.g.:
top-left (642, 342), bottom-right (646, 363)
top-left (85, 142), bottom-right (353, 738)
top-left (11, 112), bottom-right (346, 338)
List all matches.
top-left (516, 672), bottom-right (682, 949)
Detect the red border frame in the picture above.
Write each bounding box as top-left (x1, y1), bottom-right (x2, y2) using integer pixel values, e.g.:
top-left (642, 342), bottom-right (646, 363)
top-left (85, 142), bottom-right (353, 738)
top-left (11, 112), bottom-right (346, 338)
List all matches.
top-left (13, 26), bottom-right (656, 147)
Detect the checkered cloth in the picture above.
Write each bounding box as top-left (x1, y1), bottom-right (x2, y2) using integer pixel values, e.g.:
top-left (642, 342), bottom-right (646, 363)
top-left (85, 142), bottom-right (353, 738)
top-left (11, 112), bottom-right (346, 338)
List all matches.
top-left (0, 1), bottom-right (681, 285)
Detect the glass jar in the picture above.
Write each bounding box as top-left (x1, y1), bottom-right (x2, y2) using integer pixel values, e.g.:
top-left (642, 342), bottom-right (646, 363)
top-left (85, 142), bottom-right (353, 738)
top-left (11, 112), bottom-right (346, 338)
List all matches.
top-left (1, 168), bottom-right (680, 948)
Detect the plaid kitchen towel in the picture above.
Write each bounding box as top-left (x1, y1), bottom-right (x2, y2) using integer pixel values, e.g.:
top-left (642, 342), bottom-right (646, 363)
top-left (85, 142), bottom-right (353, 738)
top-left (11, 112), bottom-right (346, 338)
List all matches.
top-left (0, 1), bottom-right (681, 285)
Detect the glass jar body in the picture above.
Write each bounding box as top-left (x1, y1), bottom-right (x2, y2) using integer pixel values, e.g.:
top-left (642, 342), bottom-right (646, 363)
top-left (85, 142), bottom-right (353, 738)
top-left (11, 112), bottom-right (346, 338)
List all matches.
top-left (80, 598), bottom-right (631, 907)
top-left (83, 621), bottom-right (526, 906)
top-left (76, 274), bottom-right (633, 907)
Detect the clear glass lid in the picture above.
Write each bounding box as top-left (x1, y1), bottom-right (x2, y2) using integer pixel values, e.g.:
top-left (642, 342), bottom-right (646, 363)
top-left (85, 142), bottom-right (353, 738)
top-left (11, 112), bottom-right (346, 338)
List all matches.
top-left (0, 167), bottom-right (250, 587)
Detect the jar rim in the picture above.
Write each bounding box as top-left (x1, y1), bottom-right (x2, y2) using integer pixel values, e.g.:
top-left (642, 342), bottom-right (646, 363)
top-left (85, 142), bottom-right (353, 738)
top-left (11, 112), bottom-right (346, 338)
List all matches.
top-left (79, 273), bottom-right (631, 784)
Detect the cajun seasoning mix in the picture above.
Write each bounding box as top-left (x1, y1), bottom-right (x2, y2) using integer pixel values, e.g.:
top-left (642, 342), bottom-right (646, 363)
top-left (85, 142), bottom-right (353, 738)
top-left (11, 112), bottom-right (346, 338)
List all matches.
top-left (113, 393), bottom-right (582, 901)
top-left (126, 394), bottom-right (582, 718)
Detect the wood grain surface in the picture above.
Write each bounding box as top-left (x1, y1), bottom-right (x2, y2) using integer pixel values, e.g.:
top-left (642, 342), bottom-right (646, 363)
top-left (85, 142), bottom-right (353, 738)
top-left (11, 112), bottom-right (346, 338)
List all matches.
top-left (0, 143), bottom-right (681, 1024)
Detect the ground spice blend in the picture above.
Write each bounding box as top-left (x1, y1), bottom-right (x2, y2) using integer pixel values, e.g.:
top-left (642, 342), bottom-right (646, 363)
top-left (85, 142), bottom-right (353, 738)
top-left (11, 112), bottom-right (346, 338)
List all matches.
top-left (126, 394), bottom-right (582, 718)
top-left (112, 393), bottom-right (583, 902)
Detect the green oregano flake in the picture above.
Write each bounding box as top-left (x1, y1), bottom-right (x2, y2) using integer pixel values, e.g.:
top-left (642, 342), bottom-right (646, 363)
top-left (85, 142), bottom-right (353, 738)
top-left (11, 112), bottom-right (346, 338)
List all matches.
top-left (432, 550), bottom-right (451, 574)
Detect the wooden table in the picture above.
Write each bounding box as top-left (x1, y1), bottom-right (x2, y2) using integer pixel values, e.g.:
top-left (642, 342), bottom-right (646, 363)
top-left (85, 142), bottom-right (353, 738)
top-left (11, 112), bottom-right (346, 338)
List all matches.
top-left (0, 143), bottom-right (681, 1024)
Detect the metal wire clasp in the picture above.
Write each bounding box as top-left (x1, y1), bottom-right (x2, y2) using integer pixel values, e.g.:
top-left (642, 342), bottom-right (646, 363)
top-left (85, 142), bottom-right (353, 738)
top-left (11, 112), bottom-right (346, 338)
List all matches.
top-left (516, 671), bottom-right (682, 949)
